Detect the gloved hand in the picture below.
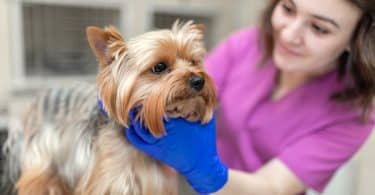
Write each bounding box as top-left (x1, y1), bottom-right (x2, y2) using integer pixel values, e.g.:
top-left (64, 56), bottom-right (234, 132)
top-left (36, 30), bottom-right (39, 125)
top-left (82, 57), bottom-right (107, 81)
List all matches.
top-left (125, 111), bottom-right (228, 193)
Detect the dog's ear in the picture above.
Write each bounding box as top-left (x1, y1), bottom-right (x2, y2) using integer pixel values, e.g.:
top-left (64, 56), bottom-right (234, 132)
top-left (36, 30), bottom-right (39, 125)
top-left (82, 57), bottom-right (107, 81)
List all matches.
top-left (172, 20), bottom-right (205, 42)
top-left (86, 26), bottom-right (126, 70)
top-left (190, 23), bottom-right (205, 40)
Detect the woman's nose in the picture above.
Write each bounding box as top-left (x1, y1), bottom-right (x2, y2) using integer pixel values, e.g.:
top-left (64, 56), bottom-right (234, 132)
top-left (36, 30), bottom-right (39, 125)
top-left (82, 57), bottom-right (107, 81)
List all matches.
top-left (281, 19), bottom-right (304, 45)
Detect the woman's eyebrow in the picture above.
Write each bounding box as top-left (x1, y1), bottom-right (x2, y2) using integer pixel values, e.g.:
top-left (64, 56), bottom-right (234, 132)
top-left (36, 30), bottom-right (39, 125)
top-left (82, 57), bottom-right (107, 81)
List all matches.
top-left (312, 14), bottom-right (341, 29)
top-left (289, 0), bottom-right (340, 29)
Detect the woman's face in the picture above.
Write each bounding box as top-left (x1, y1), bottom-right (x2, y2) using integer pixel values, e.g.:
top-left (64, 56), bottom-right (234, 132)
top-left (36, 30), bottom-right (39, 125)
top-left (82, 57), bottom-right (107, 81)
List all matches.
top-left (271, 0), bottom-right (362, 75)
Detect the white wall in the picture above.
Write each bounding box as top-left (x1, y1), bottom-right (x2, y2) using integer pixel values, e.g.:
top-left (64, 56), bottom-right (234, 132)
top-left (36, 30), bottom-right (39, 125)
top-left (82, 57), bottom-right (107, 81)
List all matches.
top-left (234, 0), bottom-right (268, 28)
top-left (357, 132), bottom-right (375, 195)
top-left (0, 1), bottom-right (11, 104)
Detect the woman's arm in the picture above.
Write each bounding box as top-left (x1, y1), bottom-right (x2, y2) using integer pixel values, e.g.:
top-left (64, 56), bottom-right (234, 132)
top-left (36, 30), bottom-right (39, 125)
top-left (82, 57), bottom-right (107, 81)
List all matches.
top-left (214, 159), bottom-right (306, 195)
top-left (125, 116), bottom-right (306, 194)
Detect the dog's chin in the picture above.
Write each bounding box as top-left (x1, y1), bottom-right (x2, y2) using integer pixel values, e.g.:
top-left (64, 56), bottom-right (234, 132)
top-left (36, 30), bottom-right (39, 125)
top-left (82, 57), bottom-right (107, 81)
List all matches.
top-left (165, 95), bottom-right (207, 122)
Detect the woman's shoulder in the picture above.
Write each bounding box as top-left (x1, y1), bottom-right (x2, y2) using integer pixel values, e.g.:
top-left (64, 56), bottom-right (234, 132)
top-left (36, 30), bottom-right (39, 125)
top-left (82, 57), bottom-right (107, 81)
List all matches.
top-left (216, 26), bottom-right (263, 64)
top-left (306, 91), bottom-right (375, 134)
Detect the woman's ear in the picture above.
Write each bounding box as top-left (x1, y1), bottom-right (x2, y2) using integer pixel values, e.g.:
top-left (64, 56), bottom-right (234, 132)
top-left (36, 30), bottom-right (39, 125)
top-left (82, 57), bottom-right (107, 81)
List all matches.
top-left (345, 45), bottom-right (351, 53)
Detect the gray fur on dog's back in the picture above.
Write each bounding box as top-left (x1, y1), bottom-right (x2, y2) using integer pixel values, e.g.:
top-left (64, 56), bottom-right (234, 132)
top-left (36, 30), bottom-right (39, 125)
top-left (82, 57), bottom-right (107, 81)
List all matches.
top-left (1, 83), bottom-right (110, 194)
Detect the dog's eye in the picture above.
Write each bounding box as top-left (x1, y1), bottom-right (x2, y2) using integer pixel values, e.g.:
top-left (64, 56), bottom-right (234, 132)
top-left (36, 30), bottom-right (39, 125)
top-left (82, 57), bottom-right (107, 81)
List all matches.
top-left (152, 63), bottom-right (168, 73)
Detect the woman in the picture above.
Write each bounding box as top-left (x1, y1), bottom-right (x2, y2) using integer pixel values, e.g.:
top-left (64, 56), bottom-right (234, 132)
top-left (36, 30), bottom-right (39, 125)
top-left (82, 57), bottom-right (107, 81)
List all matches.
top-left (126, 0), bottom-right (375, 194)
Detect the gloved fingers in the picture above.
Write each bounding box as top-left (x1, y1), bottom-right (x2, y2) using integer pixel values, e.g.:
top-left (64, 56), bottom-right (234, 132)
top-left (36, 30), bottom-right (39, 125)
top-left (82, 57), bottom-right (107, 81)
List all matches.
top-left (125, 126), bottom-right (154, 149)
top-left (204, 116), bottom-right (216, 126)
top-left (134, 125), bottom-right (160, 144)
top-left (203, 117), bottom-right (216, 129)
top-left (128, 108), bottom-right (139, 121)
top-left (163, 117), bottom-right (197, 130)
top-left (128, 109), bottom-right (160, 144)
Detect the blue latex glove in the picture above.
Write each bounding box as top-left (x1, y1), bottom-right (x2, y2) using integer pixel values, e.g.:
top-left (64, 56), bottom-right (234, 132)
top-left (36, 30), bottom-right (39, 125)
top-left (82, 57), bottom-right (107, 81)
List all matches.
top-left (125, 112), bottom-right (228, 194)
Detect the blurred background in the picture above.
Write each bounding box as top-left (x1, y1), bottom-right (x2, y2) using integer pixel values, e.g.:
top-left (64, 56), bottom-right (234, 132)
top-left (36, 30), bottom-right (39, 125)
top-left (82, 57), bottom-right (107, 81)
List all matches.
top-left (0, 0), bottom-right (374, 194)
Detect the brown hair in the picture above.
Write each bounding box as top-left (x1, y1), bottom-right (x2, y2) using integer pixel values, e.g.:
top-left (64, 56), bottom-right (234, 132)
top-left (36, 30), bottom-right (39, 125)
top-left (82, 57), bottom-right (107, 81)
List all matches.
top-left (258, 0), bottom-right (375, 120)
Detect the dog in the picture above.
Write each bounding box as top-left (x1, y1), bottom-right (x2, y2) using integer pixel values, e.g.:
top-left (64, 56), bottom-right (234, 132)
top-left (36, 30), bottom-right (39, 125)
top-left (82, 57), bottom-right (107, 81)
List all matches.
top-left (1, 21), bottom-right (216, 195)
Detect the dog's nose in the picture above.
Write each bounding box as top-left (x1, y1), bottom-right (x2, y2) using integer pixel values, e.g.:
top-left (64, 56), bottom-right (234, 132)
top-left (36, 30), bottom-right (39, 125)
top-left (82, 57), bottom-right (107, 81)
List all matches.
top-left (189, 75), bottom-right (205, 91)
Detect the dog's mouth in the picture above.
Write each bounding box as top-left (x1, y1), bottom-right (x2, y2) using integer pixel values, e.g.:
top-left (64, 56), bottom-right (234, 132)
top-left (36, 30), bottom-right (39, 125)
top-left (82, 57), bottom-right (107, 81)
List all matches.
top-left (165, 95), bottom-right (206, 122)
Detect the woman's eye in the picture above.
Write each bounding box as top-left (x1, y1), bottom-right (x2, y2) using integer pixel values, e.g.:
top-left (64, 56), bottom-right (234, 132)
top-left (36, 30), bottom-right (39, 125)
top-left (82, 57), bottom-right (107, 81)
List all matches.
top-left (282, 3), bottom-right (294, 15)
top-left (311, 24), bottom-right (329, 35)
top-left (152, 63), bottom-right (168, 73)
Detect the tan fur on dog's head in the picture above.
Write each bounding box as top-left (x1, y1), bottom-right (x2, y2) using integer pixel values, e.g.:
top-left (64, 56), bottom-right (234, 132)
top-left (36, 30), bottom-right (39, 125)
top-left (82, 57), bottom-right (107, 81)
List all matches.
top-left (86, 21), bottom-right (216, 137)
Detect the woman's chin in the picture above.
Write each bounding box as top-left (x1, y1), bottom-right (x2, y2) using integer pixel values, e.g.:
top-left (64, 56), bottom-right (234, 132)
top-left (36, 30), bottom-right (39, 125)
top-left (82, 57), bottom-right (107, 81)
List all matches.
top-left (273, 53), bottom-right (301, 72)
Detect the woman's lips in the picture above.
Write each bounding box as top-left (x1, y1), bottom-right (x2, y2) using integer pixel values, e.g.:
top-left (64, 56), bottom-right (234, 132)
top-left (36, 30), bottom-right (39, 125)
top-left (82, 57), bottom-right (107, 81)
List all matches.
top-left (276, 41), bottom-right (304, 57)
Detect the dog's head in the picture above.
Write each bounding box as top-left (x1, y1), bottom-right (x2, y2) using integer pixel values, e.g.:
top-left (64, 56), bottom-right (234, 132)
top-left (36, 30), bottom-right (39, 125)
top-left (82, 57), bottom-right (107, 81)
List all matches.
top-left (86, 21), bottom-right (216, 137)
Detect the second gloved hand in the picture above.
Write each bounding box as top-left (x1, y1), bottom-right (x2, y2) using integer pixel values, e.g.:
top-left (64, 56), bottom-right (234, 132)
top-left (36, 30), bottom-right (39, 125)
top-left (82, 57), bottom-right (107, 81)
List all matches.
top-left (125, 113), bottom-right (228, 194)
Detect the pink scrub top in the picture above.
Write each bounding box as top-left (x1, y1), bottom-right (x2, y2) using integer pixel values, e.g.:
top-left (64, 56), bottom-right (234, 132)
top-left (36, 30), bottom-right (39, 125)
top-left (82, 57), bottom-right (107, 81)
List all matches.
top-left (204, 27), bottom-right (374, 193)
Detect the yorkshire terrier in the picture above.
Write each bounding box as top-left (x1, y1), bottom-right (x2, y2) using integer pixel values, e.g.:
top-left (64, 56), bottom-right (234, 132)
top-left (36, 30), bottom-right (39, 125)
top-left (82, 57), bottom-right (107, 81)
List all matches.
top-left (2, 21), bottom-right (216, 195)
